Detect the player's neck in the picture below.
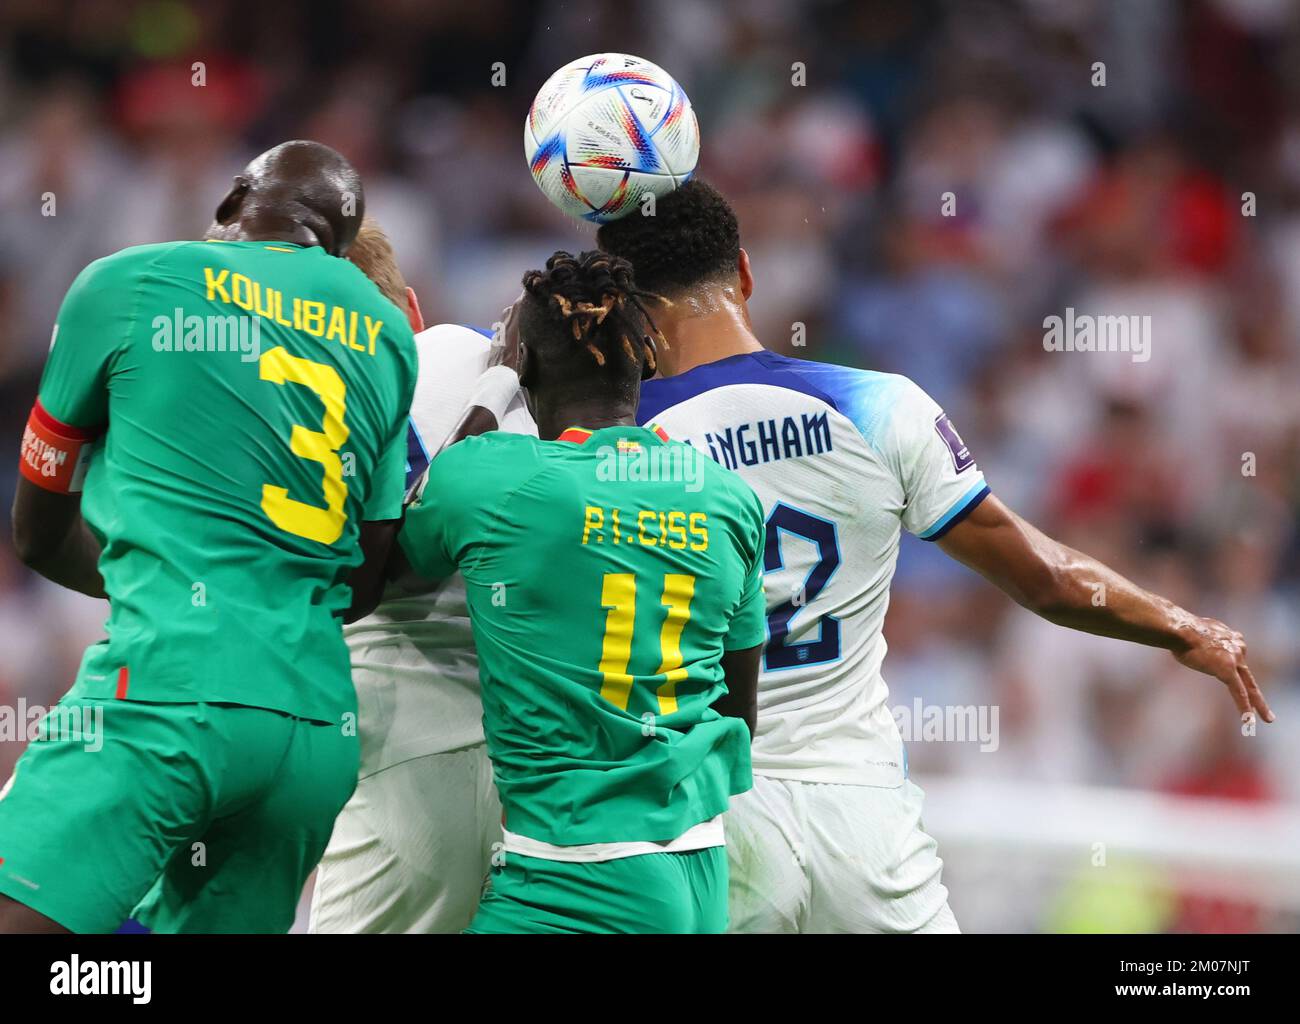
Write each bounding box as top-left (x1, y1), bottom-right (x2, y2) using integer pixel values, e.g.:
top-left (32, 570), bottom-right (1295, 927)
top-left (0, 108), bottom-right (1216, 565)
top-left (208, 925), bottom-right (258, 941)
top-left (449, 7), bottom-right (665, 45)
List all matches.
top-left (658, 303), bottom-right (763, 377)
top-left (534, 400), bottom-right (638, 441)
top-left (206, 218), bottom-right (319, 249)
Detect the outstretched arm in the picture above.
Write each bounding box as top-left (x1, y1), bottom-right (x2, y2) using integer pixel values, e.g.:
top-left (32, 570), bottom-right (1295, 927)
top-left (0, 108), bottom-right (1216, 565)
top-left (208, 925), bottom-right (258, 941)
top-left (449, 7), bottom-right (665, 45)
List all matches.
top-left (937, 494), bottom-right (1273, 724)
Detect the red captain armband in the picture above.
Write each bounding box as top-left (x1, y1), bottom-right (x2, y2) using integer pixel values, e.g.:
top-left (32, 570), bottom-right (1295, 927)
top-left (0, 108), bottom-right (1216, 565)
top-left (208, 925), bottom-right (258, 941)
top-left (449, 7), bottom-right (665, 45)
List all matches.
top-left (19, 400), bottom-right (100, 494)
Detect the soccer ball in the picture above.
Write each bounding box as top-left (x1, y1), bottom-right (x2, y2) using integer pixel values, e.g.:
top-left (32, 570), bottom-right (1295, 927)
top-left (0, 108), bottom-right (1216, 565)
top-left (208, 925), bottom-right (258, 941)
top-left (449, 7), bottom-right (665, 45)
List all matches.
top-left (524, 52), bottom-right (700, 224)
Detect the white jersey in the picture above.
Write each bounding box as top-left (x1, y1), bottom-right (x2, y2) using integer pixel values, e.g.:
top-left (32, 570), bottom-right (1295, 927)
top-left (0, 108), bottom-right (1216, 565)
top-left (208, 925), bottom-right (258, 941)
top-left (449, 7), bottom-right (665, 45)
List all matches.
top-left (345, 323), bottom-right (535, 778)
top-left (637, 351), bottom-right (987, 787)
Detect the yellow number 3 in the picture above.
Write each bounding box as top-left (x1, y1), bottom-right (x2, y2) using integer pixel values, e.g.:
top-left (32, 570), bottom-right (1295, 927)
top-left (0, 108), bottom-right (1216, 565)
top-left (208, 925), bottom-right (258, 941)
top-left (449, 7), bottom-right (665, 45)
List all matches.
top-left (258, 347), bottom-right (349, 544)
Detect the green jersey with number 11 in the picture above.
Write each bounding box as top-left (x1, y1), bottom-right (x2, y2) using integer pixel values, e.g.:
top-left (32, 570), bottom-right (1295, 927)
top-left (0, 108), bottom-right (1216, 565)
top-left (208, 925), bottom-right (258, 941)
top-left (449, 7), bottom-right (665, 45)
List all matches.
top-left (399, 424), bottom-right (766, 847)
top-left (31, 240), bottom-right (417, 724)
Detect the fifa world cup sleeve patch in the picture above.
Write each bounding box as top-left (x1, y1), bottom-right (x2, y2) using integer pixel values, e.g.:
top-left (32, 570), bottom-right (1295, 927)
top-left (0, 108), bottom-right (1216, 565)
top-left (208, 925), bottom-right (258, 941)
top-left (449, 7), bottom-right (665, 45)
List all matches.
top-left (934, 412), bottom-right (974, 473)
top-left (19, 400), bottom-right (100, 493)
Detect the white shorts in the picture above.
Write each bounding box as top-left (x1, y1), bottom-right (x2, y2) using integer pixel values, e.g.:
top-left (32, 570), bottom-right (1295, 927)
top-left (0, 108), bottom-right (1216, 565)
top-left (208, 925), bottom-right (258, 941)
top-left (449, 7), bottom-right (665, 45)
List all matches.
top-left (726, 776), bottom-right (958, 933)
top-left (309, 744), bottom-right (501, 934)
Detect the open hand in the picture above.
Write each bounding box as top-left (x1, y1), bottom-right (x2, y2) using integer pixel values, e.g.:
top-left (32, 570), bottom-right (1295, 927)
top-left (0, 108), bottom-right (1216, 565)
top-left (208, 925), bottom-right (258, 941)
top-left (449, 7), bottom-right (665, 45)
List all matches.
top-left (1172, 616), bottom-right (1274, 724)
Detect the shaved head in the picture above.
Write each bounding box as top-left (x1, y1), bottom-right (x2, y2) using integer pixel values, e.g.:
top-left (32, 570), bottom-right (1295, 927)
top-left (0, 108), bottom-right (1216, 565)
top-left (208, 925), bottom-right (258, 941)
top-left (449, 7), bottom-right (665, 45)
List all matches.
top-left (207, 140), bottom-right (364, 256)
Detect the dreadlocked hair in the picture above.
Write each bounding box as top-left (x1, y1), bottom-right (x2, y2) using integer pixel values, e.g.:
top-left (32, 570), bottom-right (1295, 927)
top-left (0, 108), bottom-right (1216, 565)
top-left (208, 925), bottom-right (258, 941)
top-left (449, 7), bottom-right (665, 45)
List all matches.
top-left (520, 250), bottom-right (666, 376)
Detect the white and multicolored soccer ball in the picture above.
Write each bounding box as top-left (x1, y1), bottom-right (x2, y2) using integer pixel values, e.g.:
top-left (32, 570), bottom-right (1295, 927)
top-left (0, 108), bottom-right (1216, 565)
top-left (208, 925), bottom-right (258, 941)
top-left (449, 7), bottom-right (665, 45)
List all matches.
top-left (525, 53), bottom-right (700, 224)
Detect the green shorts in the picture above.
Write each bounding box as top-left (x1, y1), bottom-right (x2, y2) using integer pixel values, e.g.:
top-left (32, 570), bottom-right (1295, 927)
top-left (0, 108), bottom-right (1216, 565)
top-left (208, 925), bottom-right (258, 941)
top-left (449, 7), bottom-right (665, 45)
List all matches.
top-left (0, 697), bottom-right (357, 934)
top-left (467, 846), bottom-right (729, 934)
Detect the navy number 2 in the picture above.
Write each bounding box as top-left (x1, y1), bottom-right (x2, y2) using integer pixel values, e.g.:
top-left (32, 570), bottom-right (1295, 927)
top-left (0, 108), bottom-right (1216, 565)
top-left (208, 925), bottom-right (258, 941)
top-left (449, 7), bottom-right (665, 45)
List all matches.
top-left (763, 503), bottom-right (841, 671)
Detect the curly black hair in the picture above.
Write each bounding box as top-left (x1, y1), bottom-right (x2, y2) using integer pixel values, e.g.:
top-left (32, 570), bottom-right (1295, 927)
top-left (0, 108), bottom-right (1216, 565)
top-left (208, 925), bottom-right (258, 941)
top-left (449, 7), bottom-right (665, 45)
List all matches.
top-left (518, 249), bottom-right (663, 384)
top-left (595, 178), bottom-right (740, 295)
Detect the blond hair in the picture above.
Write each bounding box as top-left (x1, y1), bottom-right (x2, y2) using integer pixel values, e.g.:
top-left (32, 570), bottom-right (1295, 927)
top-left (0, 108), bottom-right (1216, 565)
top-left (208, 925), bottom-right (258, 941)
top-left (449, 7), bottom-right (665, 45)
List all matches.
top-left (347, 217), bottom-right (407, 308)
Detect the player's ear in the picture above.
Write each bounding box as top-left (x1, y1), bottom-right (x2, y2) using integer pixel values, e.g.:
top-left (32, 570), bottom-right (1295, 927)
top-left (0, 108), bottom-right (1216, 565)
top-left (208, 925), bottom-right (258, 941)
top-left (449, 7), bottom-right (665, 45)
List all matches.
top-left (404, 287), bottom-right (424, 333)
top-left (213, 176), bottom-right (250, 225)
top-left (518, 339), bottom-right (535, 390)
top-left (738, 248), bottom-right (754, 301)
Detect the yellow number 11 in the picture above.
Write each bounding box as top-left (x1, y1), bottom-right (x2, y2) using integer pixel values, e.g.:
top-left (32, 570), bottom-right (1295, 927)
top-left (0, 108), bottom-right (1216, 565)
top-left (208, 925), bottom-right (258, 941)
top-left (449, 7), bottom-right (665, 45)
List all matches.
top-left (598, 572), bottom-right (696, 714)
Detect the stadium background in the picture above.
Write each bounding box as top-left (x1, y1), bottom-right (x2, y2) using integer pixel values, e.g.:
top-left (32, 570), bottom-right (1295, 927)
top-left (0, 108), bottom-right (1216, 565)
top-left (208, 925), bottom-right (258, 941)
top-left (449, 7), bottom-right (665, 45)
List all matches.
top-left (0, 0), bottom-right (1298, 933)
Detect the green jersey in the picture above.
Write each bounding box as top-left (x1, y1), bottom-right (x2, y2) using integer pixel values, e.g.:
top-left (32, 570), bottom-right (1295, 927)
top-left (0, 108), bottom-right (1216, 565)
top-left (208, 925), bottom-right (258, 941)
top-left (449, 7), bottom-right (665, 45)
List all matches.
top-left (399, 424), bottom-right (766, 846)
top-left (33, 239), bottom-right (417, 724)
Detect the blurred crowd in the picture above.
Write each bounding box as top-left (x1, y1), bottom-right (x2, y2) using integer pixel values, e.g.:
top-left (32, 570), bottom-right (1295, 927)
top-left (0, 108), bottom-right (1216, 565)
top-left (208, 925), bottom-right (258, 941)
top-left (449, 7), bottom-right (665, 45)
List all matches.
top-left (1, 0), bottom-right (1298, 932)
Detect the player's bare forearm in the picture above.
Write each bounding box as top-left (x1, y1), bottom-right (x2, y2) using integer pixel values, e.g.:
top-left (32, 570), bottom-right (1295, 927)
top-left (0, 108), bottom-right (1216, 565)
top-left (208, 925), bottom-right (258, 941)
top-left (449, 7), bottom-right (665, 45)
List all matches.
top-left (943, 504), bottom-right (1187, 647)
top-left (715, 644), bottom-right (761, 736)
top-left (346, 518), bottom-right (401, 623)
top-left (434, 293), bottom-right (525, 454)
top-left (440, 405), bottom-right (500, 452)
top-left (17, 521), bottom-right (104, 599)
top-left (11, 479), bottom-right (105, 598)
top-left (938, 495), bottom-right (1273, 722)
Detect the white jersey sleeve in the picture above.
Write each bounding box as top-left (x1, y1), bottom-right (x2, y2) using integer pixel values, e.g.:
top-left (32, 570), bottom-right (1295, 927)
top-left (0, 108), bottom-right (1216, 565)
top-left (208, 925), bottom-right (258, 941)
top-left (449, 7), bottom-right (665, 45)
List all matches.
top-left (347, 324), bottom-right (535, 778)
top-left (881, 378), bottom-right (988, 540)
